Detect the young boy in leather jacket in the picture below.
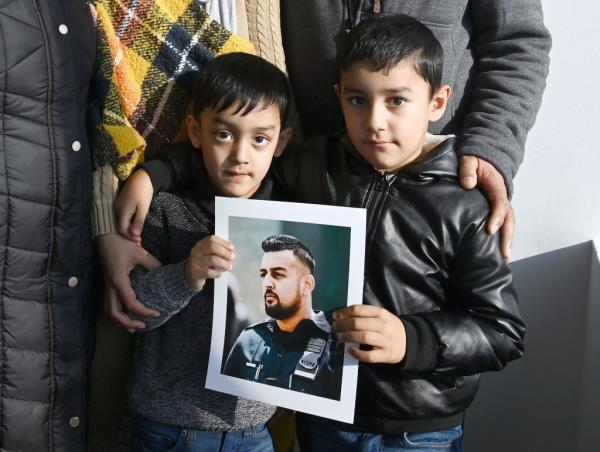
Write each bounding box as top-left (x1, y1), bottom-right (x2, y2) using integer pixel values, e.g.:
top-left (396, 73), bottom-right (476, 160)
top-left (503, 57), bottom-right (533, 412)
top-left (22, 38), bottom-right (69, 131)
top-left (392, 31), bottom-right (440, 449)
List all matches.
top-left (117, 15), bottom-right (524, 452)
top-left (278, 15), bottom-right (524, 451)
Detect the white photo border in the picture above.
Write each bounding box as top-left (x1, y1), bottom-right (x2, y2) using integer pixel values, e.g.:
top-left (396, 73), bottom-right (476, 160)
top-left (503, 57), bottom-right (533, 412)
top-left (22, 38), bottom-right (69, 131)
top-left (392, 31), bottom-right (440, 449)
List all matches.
top-left (206, 197), bottom-right (366, 423)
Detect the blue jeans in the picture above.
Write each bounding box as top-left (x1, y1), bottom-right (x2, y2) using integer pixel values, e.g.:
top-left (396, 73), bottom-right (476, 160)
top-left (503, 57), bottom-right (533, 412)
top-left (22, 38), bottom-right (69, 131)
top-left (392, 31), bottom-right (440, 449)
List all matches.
top-left (132, 416), bottom-right (275, 452)
top-left (296, 415), bottom-right (463, 452)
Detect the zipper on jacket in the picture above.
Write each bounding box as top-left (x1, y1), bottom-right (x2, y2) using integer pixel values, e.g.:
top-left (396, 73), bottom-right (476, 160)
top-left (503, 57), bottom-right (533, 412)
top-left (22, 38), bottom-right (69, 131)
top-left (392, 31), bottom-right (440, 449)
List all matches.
top-left (362, 171), bottom-right (395, 259)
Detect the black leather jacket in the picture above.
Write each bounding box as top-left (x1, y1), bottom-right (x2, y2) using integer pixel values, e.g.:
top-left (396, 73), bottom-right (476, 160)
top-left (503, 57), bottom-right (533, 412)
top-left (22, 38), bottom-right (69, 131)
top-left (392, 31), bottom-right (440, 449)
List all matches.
top-left (274, 133), bottom-right (525, 434)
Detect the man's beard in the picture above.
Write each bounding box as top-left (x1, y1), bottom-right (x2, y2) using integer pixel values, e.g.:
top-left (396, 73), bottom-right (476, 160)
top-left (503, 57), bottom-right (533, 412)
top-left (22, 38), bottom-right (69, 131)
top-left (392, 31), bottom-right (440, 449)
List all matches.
top-left (264, 290), bottom-right (302, 320)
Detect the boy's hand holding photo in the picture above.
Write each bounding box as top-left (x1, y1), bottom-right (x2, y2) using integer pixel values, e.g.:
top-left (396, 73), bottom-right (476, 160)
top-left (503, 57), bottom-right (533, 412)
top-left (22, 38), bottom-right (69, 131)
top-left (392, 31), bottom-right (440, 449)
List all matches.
top-left (332, 305), bottom-right (407, 364)
top-left (185, 235), bottom-right (235, 290)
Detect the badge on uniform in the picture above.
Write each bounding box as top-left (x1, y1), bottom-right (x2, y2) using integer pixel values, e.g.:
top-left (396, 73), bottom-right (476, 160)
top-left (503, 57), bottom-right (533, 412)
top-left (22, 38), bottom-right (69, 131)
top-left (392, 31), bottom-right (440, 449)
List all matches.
top-left (293, 338), bottom-right (326, 380)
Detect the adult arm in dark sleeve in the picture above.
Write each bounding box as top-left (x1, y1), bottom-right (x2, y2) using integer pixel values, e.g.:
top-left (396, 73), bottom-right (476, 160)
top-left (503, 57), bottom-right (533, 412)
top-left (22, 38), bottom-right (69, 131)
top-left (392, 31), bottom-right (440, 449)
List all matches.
top-left (141, 143), bottom-right (196, 193)
top-left (456, 0), bottom-right (552, 195)
top-left (400, 219), bottom-right (525, 376)
top-left (271, 141), bottom-right (305, 201)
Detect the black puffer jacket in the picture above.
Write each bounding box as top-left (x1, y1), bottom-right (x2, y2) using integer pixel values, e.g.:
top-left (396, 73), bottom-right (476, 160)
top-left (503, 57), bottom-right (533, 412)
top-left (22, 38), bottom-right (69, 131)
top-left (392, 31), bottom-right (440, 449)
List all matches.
top-left (275, 134), bottom-right (525, 434)
top-left (0, 1), bottom-right (95, 450)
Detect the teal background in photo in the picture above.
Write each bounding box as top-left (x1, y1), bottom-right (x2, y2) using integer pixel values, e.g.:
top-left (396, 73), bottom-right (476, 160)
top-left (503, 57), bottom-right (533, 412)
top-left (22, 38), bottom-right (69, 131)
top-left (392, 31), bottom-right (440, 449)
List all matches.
top-left (228, 217), bottom-right (352, 324)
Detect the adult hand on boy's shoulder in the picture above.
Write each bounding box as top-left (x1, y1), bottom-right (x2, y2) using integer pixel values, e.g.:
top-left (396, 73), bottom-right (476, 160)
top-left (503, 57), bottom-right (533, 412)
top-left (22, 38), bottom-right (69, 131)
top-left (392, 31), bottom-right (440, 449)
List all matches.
top-left (332, 305), bottom-right (406, 364)
top-left (96, 233), bottom-right (161, 332)
top-left (459, 155), bottom-right (515, 261)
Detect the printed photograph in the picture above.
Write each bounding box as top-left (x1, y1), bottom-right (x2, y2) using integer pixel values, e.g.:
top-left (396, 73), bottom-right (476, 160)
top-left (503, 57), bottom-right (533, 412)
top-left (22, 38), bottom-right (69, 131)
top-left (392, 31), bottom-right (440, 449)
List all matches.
top-left (206, 198), bottom-right (366, 423)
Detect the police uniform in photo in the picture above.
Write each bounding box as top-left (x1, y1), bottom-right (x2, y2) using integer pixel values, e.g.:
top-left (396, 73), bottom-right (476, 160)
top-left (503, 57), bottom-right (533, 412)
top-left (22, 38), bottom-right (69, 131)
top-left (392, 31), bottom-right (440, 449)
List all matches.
top-left (223, 311), bottom-right (344, 399)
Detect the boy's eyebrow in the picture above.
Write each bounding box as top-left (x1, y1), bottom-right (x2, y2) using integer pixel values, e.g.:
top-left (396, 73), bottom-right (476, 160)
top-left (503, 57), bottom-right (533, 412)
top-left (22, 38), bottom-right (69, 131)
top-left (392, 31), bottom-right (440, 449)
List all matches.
top-left (212, 117), bottom-right (239, 129)
top-left (343, 86), bottom-right (413, 94)
top-left (384, 87), bottom-right (412, 94)
top-left (255, 125), bottom-right (277, 132)
top-left (212, 117), bottom-right (277, 132)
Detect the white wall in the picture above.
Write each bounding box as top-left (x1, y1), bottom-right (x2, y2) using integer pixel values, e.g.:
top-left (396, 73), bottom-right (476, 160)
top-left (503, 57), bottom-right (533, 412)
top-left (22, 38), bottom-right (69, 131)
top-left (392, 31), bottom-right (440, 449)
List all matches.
top-left (465, 6), bottom-right (600, 449)
top-left (512, 1), bottom-right (600, 261)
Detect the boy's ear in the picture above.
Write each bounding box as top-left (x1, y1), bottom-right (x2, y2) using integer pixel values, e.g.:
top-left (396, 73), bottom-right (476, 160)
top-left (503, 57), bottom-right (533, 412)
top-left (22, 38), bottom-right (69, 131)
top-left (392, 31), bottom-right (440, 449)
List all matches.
top-left (274, 127), bottom-right (293, 157)
top-left (429, 85), bottom-right (452, 122)
top-left (186, 114), bottom-right (202, 149)
top-left (333, 83), bottom-right (341, 100)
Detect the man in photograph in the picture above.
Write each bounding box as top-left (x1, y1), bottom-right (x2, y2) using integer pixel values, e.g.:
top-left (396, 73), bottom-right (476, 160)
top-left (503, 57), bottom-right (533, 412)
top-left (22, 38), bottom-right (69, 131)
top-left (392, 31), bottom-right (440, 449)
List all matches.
top-left (223, 234), bottom-right (344, 400)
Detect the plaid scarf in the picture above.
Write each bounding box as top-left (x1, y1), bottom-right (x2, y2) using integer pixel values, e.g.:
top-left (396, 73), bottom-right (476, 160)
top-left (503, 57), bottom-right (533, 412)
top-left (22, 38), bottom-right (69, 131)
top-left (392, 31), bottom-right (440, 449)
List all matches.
top-left (91, 0), bottom-right (254, 180)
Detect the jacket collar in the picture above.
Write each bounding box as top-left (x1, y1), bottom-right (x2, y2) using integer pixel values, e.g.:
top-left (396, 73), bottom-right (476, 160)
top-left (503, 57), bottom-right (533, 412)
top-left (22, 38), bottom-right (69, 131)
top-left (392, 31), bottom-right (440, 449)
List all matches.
top-left (402, 134), bottom-right (458, 179)
top-left (339, 132), bottom-right (458, 180)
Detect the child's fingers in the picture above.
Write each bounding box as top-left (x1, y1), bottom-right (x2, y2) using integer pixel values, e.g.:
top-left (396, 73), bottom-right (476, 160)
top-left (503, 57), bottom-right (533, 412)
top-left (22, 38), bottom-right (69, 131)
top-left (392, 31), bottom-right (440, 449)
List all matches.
top-left (187, 255), bottom-right (230, 278)
top-left (333, 316), bottom-right (383, 334)
top-left (336, 330), bottom-right (385, 348)
top-left (193, 239), bottom-right (235, 262)
top-left (347, 346), bottom-right (387, 364)
top-left (212, 241), bottom-right (236, 260)
top-left (196, 237), bottom-right (235, 258)
top-left (204, 267), bottom-right (225, 280)
top-left (204, 255), bottom-right (234, 272)
top-left (202, 235), bottom-right (235, 252)
top-left (332, 304), bottom-right (384, 320)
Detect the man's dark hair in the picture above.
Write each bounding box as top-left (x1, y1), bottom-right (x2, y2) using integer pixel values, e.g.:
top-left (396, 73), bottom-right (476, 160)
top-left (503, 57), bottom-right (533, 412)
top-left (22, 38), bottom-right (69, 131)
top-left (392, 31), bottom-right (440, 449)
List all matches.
top-left (192, 52), bottom-right (291, 125)
top-left (262, 234), bottom-right (315, 274)
top-left (336, 14), bottom-right (443, 93)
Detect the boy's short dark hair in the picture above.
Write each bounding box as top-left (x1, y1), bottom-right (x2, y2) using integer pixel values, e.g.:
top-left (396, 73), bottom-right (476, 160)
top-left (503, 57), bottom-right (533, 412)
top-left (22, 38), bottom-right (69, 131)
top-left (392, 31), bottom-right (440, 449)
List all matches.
top-left (336, 14), bottom-right (443, 93)
top-left (262, 234), bottom-right (315, 274)
top-left (192, 52), bottom-right (291, 125)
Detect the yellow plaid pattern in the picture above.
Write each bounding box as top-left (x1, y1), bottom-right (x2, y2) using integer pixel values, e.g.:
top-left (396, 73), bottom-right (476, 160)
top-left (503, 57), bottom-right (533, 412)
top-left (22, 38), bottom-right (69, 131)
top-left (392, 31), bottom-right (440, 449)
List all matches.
top-left (91, 0), bottom-right (254, 179)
